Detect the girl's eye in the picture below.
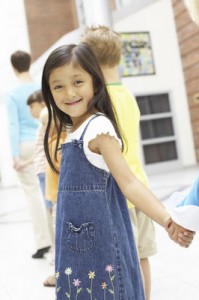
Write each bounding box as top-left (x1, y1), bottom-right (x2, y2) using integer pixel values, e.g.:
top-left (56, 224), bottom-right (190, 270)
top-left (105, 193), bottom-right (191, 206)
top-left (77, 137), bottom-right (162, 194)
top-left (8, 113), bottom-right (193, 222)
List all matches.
top-left (74, 80), bottom-right (83, 86)
top-left (54, 85), bottom-right (62, 90)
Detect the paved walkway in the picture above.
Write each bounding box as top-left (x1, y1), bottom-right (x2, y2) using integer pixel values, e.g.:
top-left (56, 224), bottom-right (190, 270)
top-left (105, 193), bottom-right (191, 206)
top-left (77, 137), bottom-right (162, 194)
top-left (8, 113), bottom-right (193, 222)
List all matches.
top-left (0, 165), bottom-right (199, 300)
top-left (149, 165), bottom-right (199, 300)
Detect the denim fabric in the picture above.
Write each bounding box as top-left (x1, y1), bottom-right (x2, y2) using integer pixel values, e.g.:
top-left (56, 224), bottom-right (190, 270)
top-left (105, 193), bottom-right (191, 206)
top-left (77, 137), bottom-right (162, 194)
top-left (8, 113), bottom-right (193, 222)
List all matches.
top-left (38, 172), bottom-right (53, 209)
top-left (55, 116), bottom-right (145, 300)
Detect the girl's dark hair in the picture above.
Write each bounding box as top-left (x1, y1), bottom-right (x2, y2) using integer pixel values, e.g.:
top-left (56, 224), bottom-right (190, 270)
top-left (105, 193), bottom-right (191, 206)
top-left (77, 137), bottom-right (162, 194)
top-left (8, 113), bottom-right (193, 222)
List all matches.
top-left (42, 43), bottom-right (123, 173)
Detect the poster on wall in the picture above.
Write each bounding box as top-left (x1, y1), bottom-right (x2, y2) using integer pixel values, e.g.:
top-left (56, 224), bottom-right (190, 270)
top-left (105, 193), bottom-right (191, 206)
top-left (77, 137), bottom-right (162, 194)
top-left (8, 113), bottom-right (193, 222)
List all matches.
top-left (120, 32), bottom-right (155, 77)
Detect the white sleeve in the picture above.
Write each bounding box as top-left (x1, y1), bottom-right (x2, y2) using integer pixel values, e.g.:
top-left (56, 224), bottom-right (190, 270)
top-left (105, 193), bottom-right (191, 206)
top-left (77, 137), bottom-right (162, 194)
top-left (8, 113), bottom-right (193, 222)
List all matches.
top-left (169, 206), bottom-right (199, 231)
top-left (83, 115), bottom-right (122, 172)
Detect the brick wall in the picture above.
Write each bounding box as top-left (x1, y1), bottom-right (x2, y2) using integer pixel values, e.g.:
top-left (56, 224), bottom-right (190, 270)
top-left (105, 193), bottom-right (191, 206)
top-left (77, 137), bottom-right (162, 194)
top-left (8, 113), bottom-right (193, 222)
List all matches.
top-left (24, 0), bottom-right (78, 61)
top-left (172, 0), bottom-right (199, 161)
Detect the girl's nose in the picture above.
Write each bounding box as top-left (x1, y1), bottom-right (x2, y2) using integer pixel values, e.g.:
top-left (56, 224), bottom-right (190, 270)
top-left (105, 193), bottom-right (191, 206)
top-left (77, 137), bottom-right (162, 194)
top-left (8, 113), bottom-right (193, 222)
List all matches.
top-left (65, 87), bottom-right (76, 99)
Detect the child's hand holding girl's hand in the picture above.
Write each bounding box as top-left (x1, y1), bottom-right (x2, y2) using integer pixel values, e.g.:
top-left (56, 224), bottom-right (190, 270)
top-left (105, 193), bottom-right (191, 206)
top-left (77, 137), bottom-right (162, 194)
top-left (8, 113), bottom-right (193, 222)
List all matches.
top-left (89, 133), bottom-right (195, 249)
top-left (165, 218), bottom-right (195, 248)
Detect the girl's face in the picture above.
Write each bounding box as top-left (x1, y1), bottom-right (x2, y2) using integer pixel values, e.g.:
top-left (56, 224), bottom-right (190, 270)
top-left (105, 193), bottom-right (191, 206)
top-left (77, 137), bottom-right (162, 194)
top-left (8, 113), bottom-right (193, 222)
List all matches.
top-left (49, 62), bottom-right (95, 127)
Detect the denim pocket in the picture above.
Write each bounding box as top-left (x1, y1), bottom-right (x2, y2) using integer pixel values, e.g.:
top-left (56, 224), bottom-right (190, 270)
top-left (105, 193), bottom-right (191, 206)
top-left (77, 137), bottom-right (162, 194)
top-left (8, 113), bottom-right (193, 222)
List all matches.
top-left (66, 222), bottom-right (95, 254)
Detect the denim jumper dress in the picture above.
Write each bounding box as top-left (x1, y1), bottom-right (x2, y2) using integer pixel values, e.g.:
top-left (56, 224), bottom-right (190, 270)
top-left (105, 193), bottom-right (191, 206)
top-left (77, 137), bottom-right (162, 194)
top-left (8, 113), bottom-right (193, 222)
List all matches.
top-left (55, 116), bottom-right (145, 300)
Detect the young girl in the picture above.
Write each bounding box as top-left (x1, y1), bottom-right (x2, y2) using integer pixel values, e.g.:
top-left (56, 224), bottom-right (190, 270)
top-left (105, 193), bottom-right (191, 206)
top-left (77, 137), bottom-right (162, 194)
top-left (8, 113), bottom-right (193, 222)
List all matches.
top-left (42, 43), bottom-right (194, 300)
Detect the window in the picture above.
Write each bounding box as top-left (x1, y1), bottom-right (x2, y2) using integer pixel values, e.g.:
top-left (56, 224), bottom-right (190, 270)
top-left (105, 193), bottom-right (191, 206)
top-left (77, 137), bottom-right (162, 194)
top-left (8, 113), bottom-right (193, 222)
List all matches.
top-left (136, 93), bottom-right (178, 164)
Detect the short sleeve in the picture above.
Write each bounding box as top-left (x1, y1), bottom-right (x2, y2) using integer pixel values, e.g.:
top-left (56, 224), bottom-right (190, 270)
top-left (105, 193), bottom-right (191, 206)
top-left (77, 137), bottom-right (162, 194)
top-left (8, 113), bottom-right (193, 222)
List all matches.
top-left (83, 115), bottom-right (122, 172)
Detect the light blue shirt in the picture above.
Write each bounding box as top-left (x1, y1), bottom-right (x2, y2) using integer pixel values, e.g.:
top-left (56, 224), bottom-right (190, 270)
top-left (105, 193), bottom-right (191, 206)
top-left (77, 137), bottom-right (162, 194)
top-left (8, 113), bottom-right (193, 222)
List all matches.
top-left (177, 176), bottom-right (199, 207)
top-left (169, 175), bottom-right (199, 231)
top-left (5, 81), bottom-right (40, 157)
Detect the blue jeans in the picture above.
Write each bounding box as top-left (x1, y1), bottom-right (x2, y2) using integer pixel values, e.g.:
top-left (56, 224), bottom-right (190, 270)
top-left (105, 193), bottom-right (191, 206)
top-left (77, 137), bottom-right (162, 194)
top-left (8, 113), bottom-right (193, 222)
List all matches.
top-left (38, 172), bottom-right (53, 209)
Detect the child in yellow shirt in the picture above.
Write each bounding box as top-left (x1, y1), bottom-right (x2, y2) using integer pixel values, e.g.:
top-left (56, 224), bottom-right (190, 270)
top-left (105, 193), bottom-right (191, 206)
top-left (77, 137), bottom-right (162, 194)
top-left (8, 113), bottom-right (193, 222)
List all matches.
top-left (81, 26), bottom-right (156, 300)
top-left (43, 116), bottom-right (66, 287)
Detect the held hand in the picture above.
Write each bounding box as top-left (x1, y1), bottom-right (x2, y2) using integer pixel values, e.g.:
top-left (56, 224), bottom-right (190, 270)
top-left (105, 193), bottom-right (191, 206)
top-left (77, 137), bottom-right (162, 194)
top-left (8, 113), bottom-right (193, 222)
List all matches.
top-left (165, 217), bottom-right (195, 248)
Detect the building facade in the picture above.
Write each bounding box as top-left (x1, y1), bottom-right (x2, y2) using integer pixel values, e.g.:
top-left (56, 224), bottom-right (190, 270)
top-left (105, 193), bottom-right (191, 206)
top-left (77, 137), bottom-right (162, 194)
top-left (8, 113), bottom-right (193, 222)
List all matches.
top-left (0, 0), bottom-right (198, 186)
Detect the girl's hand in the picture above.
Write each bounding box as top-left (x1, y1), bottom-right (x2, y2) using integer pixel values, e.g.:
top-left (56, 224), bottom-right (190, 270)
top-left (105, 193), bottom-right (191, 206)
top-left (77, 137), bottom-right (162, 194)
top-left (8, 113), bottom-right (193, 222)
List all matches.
top-left (166, 217), bottom-right (195, 247)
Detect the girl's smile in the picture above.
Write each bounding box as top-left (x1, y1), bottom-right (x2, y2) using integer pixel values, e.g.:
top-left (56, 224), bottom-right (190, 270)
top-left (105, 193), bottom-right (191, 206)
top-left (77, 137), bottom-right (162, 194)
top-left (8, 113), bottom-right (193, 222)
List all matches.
top-left (49, 62), bottom-right (95, 128)
top-left (64, 98), bottom-right (82, 105)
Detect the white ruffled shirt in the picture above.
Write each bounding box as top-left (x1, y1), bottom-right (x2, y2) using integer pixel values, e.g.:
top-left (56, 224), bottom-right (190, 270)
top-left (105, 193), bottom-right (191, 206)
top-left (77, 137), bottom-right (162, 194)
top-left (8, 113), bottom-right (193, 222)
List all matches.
top-left (65, 115), bottom-right (121, 172)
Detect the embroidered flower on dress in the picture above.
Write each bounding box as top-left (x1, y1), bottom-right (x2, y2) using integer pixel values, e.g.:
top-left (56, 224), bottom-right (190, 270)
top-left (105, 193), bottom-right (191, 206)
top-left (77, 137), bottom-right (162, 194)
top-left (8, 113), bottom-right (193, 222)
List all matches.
top-left (59, 264), bottom-right (116, 299)
top-left (65, 267), bottom-right (73, 298)
top-left (73, 279), bottom-right (81, 287)
top-left (101, 282), bottom-right (107, 289)
top-left (87, 271), bottom-right (95, 297)
top-left (105, 265), bottom-right (115, 299)
top-left (101, 281), bottom-right (108, 300)
top-left (105, 265), bottom-right (114, 273)
top-left (72, 279), bottom-right (82, 299)
top-left (65, 267), bottom-right (72, 275)
top-left (88, 271), bottom-right (95, 279)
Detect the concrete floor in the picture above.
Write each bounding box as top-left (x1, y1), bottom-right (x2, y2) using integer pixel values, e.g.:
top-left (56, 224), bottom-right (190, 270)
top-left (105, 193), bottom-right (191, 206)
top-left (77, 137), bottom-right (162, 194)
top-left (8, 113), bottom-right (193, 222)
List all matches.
top-left (0, 165), bottom-right (199, 300)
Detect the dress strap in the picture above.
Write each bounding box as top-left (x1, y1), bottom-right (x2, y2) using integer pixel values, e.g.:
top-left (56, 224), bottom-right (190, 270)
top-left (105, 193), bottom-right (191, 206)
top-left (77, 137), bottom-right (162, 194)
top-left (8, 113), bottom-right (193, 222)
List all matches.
top-left (80, 114), bottom-right (101, 140)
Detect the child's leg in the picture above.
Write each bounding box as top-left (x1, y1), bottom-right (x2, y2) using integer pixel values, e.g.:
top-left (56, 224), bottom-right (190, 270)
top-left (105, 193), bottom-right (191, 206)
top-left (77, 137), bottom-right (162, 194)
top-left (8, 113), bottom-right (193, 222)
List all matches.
top-left (43, 203), bottom-right (56, 287)
top-left (17, 146), bottom-right (51, 252)
top-left (49, 202), bottom-right (57, 262)
top-left (129, 207), bottom-right (157, 300)
top-left (37, 172), bottom-right (54, 243)
top-left (140, 258), bottom-right (151, 300)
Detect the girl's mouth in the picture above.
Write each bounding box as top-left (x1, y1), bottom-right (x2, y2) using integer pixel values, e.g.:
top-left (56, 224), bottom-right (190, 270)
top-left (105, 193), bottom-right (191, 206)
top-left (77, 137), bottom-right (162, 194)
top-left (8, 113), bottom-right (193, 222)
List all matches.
top-left (65, 99), bottom-right (82, 106)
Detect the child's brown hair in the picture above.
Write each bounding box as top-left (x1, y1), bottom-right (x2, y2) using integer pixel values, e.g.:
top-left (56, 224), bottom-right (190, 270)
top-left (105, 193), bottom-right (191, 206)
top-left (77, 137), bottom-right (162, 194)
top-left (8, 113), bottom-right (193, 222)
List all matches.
top-left (27, 90), bottom-right (44, 106)
top-left (80, 25), bottom-right (122, 67)
top-left (11, 50), bottom-right (31, 73)
top-left (184, 0), bottom-right (199, 24)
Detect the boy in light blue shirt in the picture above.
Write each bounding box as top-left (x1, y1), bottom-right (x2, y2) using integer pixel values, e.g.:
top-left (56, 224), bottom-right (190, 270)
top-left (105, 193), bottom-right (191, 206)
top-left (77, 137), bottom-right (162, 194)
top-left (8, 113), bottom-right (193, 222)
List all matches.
top-left (6, 50), bottom-right (40, 169)
top-left (6, 82), bottom-right (40, 159)
top-left (5, 50), bottom-right (51, 258)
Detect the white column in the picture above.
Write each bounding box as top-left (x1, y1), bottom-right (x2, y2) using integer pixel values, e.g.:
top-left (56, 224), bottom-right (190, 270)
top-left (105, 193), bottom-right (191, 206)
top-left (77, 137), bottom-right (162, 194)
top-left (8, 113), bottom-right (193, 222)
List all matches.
top-left (0, 101), bottom-right (19, 187)
top-left (82, 0), bottom-right (113, 27)
top-left (0, 0), bottom-right (30, 187)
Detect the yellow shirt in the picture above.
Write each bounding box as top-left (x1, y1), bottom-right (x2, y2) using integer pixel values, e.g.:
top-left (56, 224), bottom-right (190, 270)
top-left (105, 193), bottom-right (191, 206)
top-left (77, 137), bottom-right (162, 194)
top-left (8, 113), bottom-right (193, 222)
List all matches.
top-left (45, 132), bottom-right (66, 202)
top-left (107, 84), bottom-right (149, 208)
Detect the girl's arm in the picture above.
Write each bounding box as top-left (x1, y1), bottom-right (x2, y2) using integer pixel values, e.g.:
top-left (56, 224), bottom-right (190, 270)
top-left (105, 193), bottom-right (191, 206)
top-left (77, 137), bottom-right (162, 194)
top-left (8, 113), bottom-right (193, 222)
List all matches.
top-left (89, 134), bottom-right (194, 246)
top-left (89, 133), bottom-right (169, 227)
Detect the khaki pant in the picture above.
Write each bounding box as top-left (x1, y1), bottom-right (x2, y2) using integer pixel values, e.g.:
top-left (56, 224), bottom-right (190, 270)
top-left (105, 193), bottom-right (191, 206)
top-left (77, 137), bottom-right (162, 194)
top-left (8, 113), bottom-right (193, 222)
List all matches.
top-left (17, 141), bottom-right (52, 250)
top-left (129, 207), bottom-right (157, 259)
